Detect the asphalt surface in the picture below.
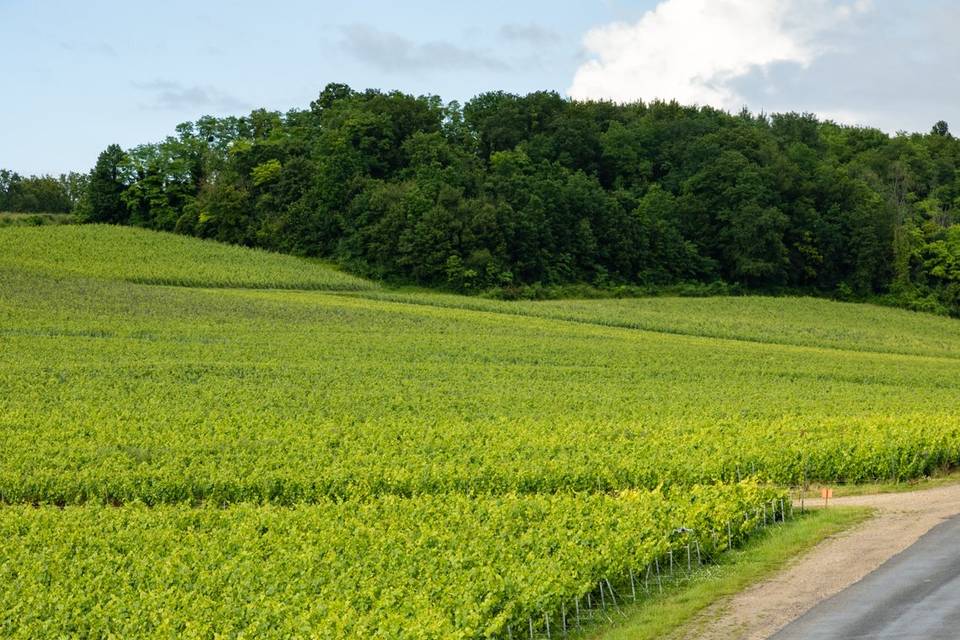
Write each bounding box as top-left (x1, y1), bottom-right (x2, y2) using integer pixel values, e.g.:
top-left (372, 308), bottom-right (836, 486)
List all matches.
top-left (772, 513), bottom-right (960, 640)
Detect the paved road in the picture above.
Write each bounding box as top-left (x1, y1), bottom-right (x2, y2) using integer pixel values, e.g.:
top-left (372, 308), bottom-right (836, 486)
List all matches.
top-left (772, 513), bottom-right (960, 639)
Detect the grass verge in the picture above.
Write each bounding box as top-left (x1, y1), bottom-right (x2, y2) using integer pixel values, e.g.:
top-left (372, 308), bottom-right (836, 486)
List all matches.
top-left (589, 506), bottom-right (873, 640)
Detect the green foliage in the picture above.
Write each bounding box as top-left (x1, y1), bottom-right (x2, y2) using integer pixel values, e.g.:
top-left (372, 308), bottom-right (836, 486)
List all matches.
top-left (0, 212), bottom-right (75, 227)
top-left (0, 486), bottom-right (779, 639)
top-left (0, 168), bottom-right (83, 214)
top-left (4, 228), bottom-right (960, 505)
top-left (84, 143), bottom-right (130, 224)
top-left (251, 158), bottom-right (282, 186)
top-left (2, 227), bottom-right (959, 636)
top-left (360, 289), bottom-right (960, 359)
top-left (0, 225), bottom-right (374, 290)
top-left (68, 85), bottom-right (960, 314)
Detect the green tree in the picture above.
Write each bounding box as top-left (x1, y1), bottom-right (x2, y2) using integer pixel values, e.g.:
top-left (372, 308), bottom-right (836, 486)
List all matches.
top-left (85, 144), bottom-right (130, 223)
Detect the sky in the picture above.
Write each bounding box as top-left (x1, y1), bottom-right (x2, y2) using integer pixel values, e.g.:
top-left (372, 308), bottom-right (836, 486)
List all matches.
top-left (2, 0), bottom-right (958, 175)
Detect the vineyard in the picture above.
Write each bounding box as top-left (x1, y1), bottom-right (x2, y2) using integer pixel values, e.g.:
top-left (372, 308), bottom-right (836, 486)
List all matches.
top-left (0, 487), bottom-right (786, 639)
top-left (2, 226), bottom-right (960, 637)
top-left (0, 225), bottom-right (375, 290)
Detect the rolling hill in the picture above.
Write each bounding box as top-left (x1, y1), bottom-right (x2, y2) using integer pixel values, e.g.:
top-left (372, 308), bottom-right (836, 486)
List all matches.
top-left (2, 226), bottom-right (958, 638)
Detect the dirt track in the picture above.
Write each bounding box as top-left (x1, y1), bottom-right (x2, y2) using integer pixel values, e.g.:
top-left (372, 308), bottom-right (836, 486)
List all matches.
top-left (671, 483), bottom-right (960, 640)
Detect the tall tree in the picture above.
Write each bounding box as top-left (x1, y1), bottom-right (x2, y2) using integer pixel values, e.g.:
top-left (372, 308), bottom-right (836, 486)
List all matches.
top-left (85, 144), bottom-right (130, 223)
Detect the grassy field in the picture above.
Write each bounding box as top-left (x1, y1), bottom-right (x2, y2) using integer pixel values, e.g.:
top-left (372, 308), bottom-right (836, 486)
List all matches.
top-left (2, 225), bottom-right (959, 637)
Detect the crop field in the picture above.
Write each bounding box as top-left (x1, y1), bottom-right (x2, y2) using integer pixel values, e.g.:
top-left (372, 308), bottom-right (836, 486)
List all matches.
top-left (0, 225), bottom-right (375, 290)
top-left (2, 226), bottom-right (959, 637)
top-left (353, 290), bottom-right (960, 360)
top-left (0, 487), bottom-right (779, 638)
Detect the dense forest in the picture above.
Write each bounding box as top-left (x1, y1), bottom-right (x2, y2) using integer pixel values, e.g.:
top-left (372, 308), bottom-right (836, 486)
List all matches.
top-left (13, 84), bottom-right (960, 313)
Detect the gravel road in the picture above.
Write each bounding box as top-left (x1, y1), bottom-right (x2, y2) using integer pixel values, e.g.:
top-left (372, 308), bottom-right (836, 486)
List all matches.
top-left (671, 483), bottom-right (960, 640)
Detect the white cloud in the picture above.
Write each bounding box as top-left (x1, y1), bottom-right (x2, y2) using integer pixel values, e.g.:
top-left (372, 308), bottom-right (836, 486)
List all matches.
top-left (568, 0), bottom-right (873, 109)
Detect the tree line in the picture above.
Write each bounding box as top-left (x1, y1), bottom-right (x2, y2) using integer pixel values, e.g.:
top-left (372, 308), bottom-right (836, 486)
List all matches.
top-left (0, 169), bottom-right (87, 214)
top-left (66, 84), bottom-right (960, 314)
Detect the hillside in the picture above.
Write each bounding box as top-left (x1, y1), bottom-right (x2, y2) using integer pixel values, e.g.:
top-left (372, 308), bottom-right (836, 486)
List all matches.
top-left (0, 224), bottom-right (375, 290)
top-left (77, 87), bottom-right (960, 318)
top-left (2, 226), bottom-right (959, 637)
top-left (351, 290), bottom-right (960, 360)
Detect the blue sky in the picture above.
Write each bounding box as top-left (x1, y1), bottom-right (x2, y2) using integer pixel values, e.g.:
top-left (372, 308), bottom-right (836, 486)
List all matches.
top-left (2, 0), bottom-right (957, 175)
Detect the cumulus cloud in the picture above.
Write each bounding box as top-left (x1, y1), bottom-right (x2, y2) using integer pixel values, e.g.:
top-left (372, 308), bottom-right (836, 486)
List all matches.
top-left (341, 25), bottom-right (509, 73)
top-left (722, 0), bottom-right (960, 132)
top-left (568, 0), bottom-right (873, 109)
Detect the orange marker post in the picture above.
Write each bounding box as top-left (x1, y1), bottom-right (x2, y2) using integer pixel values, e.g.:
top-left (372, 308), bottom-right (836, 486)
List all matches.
top-left (821, 487), bottom-right (833, 507)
